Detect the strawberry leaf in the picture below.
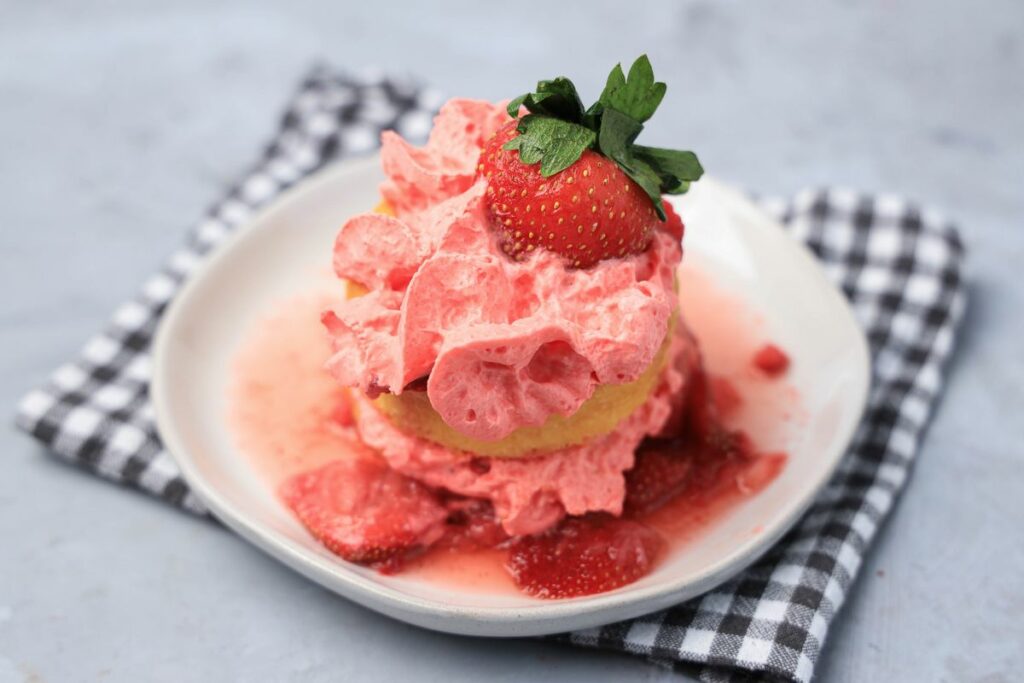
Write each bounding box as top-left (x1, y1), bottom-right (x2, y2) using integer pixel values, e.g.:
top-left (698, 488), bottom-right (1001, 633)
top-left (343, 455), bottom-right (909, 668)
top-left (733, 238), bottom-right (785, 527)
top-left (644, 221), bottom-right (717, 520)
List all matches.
top-left (633, 145), bottom-right (704, 193)
top-left (598, 108), bottom-right (668, 219)
top-left (597, 55), bottom-right (666, 124)
top-left (506, 95), bottom-right (529, 118)
top-left (623, 159), bottom-right (668, 219)
top-left (507, 77), bottom-right (586, 123)
top-left (597, 106), bottom-right (643, 153)
top-left (504, 115), bottom-right (597, 177)
top-left (502, 55), bottom-right (703, 216)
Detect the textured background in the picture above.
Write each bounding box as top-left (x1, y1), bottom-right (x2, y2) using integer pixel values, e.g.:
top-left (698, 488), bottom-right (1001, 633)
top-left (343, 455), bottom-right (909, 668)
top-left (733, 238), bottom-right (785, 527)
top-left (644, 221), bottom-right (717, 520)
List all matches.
top-left (2, 1), bottom-right (1022, 681)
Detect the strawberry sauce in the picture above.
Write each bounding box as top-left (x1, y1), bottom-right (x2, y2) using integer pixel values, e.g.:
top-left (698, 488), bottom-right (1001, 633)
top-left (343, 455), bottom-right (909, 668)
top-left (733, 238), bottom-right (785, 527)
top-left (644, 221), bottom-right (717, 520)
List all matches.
top-left (229, 265), bottom-right (799, 598)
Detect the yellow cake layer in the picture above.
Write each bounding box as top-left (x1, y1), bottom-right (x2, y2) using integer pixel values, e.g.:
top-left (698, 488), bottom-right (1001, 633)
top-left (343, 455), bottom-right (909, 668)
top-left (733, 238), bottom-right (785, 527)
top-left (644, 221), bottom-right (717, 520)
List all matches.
top-left (372, 319), bottom-right (674, 458)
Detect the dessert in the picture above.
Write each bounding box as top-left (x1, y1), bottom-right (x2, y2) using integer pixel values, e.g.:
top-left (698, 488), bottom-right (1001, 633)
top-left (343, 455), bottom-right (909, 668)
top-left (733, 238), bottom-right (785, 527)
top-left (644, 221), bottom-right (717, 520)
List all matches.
top-left (231, 56), bottom-right (791, 599)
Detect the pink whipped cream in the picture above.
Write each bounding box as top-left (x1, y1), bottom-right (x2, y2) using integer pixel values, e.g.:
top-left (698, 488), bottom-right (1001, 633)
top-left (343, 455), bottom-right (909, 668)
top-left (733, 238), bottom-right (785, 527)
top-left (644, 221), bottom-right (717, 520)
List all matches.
top-left (350, 325), bottom-right (699, 536)
top-left (324, 98), bottom-right (683, 441)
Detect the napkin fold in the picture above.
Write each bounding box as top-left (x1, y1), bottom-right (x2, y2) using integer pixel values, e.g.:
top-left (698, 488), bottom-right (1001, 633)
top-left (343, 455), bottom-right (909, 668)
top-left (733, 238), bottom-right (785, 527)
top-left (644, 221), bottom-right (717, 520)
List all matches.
top-left (15, 67), bottom-right (966, 683)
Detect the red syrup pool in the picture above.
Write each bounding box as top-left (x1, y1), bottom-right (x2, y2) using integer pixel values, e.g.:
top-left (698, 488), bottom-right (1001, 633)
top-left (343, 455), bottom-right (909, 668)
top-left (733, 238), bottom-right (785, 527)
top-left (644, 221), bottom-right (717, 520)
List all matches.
top-left (228, 265), bottom-right (802, 598)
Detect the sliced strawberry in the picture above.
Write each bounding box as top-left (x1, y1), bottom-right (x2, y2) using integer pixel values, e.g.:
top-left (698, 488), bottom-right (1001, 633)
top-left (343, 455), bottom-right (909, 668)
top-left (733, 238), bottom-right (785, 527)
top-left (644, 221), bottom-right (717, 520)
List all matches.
top-left (439, 498), bottom-right (510, 551)
top-left (681, 368), bottom-right (718, 443)
top-left (628, 366), bottom-right (756, 516)
top-left (624, 443), bottom-right (695, 517)
top-left (752, 343), bottom-right (790, 376)
top-left (505, 515), bottom-right (664, 599)
top-left (626, 425), bottom-right (755, 518)
top-left (280, 458), bottom-right (447, 569)
top-left (479, 121), bottom-right (665, 269)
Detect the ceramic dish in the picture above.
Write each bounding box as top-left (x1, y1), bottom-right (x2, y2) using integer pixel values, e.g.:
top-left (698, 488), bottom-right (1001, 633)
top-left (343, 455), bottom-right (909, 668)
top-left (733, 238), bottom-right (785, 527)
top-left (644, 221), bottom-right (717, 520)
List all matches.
top-left (151, 155), bottom-right (869, 637)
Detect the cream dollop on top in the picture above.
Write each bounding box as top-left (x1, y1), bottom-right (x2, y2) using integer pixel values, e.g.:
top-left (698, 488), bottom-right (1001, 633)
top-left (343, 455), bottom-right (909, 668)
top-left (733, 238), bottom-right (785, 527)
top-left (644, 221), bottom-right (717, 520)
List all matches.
top-left (323, 99), bottom-right (682, 442)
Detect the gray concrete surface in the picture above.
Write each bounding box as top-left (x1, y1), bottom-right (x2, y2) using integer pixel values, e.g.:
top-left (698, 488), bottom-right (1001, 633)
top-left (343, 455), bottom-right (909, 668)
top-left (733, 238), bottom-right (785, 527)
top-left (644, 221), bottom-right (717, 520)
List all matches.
top-left (2, 1), bottom-right (1023, 681)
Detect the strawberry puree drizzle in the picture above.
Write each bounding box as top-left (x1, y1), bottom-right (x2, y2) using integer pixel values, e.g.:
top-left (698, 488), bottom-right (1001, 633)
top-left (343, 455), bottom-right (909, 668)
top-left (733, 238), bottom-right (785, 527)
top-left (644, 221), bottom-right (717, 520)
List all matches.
top-left (228, 264), bottom-right (800, 598)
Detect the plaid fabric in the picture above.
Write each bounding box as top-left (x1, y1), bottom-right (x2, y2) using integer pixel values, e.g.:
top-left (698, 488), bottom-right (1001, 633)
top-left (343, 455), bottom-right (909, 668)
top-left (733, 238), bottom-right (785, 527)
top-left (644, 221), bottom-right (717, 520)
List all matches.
top-left (14, 67), bottom-right (966, 683)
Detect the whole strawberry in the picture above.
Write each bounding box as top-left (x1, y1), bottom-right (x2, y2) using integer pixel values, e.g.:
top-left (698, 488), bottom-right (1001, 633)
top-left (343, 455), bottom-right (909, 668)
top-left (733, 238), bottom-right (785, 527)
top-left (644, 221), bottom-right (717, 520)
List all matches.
top-left (479, 55), bottom-right (702, 268)
top-left (480, 123), bottom-right (663, 267)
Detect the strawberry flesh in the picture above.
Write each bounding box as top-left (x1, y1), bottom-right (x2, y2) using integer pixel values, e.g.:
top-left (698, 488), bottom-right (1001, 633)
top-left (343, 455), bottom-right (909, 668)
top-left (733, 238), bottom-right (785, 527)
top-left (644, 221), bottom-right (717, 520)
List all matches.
top-left (624, 445), bottom-right (695, 517)
top-left (626, 368), bottom-right (755, 516)
top-left (505, 515), bottom-right (664, 599)
top-left (479, 121), bottom-right (676, 268)
top-left (439, 498), bottom-right (510, 551)
top-left (280, 458), bottom-right (448, 570)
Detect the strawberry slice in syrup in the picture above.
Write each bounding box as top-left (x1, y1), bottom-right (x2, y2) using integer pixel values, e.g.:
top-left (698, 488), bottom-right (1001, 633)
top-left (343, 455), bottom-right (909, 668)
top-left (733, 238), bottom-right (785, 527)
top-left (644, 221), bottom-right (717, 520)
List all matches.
top-left (505, 515), bottom-right (664, 599)
top-left (280, 458), bottom-right (448, 572)
top-left (439, 497), bottom-right (510, 551)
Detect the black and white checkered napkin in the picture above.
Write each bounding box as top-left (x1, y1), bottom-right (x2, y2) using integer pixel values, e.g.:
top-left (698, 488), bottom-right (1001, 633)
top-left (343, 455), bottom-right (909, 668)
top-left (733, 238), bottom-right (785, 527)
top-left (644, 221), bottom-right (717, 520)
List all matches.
top-left (15, 67), bottom-right (966, 682)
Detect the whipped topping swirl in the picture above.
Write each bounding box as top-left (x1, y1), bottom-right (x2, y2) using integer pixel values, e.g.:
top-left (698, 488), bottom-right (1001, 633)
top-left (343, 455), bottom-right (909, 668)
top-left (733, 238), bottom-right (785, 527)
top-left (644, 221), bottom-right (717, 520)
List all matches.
top-left (324, 99), bottom-right (681, 441)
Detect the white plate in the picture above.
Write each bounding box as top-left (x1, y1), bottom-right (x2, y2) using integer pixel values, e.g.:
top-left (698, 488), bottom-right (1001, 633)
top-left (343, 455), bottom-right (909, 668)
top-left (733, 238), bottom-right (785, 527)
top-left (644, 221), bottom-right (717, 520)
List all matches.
top-left (152, 156), bottom-right (869, 637)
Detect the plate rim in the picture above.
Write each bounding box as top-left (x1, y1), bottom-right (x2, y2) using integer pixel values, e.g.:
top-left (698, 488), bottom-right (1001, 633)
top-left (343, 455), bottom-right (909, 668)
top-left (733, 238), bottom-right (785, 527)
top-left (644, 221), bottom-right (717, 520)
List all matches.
top-left (151, 155), bottom-right (871, 636)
